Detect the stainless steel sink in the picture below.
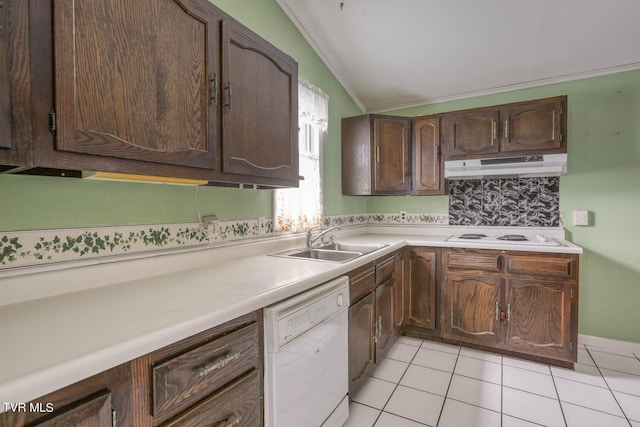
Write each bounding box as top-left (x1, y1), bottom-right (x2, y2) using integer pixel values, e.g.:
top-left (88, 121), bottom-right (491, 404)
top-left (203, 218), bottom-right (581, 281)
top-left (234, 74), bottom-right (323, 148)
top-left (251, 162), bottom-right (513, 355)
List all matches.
top-left (284, 248), bottom-right (362, 262)
top-left (317, 242), bottom-right (387, 254)
top-left (270, 242), bottom-right (388, 263)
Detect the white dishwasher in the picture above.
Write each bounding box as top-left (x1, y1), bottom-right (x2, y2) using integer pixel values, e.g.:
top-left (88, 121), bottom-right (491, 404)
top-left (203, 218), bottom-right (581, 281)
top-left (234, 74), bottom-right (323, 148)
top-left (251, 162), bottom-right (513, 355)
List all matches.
top-left (264, 276), bottom-right (350, 427)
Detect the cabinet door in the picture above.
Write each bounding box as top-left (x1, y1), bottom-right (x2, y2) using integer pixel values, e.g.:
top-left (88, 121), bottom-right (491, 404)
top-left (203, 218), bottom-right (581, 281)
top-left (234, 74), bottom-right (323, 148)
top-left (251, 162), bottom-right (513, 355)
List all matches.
top-left (505, 278), bottom-right (573, 361)
top-left (348, 292), bottom-right (375, 396)
top-left (443, 273), bottom-right (502, 346)
top-left (221, 20), bottom-right (298, 182)
top-left (0, 363), bottom-right (132, 427)
top-left (501, 98), bottom-right (565, 153)
top-left (373, 117), bottom-right (411, 193)
top-left (0, 0), bottom-right (10, 150)
top-left (413, 116), bottom-right (442, 194)
top-left (375, 278), bottom-right (395, 359)
top-left (52, 0), bottom-right (220, 169)
top-left (405, 248), bottom-right (437, 330)
top-left (444, 109), bottom-right (500, 159)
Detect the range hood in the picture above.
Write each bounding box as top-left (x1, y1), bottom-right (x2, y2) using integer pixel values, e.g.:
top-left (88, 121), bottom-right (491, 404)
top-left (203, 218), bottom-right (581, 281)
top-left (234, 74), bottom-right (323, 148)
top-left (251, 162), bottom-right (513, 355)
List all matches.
top-left (444, 154), bottom-right (567, 180)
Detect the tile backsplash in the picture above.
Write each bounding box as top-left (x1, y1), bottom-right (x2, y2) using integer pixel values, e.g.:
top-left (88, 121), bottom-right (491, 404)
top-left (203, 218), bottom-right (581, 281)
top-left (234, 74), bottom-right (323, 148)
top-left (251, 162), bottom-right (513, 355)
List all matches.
top-left (449, 177), bottom-right (560, 227)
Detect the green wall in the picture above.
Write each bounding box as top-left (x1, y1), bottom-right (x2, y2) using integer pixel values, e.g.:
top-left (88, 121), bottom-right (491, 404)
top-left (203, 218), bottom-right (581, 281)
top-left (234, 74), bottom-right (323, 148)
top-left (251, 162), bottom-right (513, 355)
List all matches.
top-left (0, 0), bottom-right (365, 231)
top-left (379, 69), bottom-right (640, 343)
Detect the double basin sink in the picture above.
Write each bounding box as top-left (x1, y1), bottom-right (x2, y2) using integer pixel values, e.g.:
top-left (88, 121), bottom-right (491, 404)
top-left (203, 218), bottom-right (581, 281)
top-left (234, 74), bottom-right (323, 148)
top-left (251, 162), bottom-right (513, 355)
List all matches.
top-left (271, 242), bottom-right (388, 263)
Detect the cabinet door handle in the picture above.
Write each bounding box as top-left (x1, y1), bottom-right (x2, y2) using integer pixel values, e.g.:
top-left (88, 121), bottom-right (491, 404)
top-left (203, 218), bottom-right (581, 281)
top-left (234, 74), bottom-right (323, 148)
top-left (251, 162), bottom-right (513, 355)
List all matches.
top-left (377, 316), bottom-right (382, 340)
top-left (225, 81), bottom-right (232, 111)
top-left (492, 120), bottom-right (497, 144)
top-left (198, 352), bottom-right (241, 377)
top-left (504, 120), bottom-right (509, 140)
top-left (210, 73), bottom-right (218, 106)
top-left (218, 415), bottom-right (242, 427)
top-left (507, 303), bottom-right (511, 323)
top-left (495, 301), bottom-right (499, 321)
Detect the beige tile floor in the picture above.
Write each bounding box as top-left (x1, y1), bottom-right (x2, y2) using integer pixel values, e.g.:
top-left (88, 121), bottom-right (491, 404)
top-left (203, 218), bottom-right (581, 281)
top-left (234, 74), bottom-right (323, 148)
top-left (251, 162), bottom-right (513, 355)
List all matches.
top-left (345, 336), bottom-right (640, 427)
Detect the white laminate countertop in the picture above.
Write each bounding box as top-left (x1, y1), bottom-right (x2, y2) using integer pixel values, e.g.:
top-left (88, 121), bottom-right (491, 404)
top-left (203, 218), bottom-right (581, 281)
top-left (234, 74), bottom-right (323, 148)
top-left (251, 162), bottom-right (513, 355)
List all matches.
top-left (0, 227), bottom-right (582, 409)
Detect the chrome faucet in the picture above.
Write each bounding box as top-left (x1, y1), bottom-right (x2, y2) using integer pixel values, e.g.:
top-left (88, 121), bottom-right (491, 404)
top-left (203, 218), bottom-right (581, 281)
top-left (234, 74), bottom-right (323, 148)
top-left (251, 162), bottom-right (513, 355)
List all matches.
top-left (306, 226), bottom-right (341, 248)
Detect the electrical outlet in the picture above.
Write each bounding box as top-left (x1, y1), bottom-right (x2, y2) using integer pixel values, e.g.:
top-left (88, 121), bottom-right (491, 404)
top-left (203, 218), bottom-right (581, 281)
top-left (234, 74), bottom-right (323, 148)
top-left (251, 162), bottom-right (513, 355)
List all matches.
top-left (202, 214), bottom-right (219, 233)
top-left (573, 210), bottom-right (589, 226)
top-left (258, 216), bottom-right (267, 236)
top-left (400, 211), bottom-right (408, 223)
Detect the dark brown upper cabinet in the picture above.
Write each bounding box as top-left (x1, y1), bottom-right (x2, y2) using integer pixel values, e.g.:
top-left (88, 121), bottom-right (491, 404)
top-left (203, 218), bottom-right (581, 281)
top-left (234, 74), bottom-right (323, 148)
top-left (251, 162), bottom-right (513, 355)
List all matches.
top-left (0, 0), bottom-right (10, 151)
top-left (52, 0), bottom-right (220, 170)
top-left (444, 109), bottom-right (501, 159)
top-left (444, 95), bottom-right (567, 160)
top-left (501, 97), bottom-right (565, 153)
top-left (221, 19), bottom-right (298, 182)
top-left (2, 0), bottom-right (299, 187)
top-left (0, 0), bottom-right (33, 169)
top-left (342, 114), bottom-right (412, 195)
top-left (412, 116), bottom-right (444, 195)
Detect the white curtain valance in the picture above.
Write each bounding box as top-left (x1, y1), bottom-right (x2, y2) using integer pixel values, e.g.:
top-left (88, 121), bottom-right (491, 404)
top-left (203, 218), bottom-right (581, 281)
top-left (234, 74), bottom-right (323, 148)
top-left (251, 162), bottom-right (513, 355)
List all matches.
top-left (298, 79), bottom-right (329, 133)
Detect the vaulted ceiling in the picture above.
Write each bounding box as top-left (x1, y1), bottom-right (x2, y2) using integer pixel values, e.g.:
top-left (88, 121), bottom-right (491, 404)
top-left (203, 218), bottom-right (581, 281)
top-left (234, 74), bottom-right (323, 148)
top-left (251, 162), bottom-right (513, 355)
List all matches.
top-left (277, 0), bottom-right (640, 112)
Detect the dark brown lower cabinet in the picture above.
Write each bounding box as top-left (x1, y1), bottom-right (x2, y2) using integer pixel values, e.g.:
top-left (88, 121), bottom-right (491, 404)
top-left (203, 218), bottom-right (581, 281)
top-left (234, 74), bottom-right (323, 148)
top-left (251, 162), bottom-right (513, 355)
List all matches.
top-left (505, 278), bottom-right (573, 361)
top-left (439, 248), bottom-right (578, 367)
top-left (375, 278), bottom-right (395, 358)
top-left (0, 311), bottom-right (263, 427)
top-left (404, 248), bottom-right (438, 331)
top-left (442, 273), bottom-right (502, 346)
top-left (0, 363), bottom-right (132, 427)
top-left (347, 254), bottom-right (397, 397)
top-left (348, 292), bottom-right (375, 396)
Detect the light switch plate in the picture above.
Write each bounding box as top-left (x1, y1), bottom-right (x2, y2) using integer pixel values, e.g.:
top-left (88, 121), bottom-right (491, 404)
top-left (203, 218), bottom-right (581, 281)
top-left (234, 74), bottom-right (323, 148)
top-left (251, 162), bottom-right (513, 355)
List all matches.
top-left (573, 210), bottom-right (589, 226)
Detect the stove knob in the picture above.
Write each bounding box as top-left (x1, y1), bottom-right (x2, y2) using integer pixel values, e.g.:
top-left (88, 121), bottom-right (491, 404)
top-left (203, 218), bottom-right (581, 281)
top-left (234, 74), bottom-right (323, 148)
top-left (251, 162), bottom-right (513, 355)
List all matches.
top-left (337, 293), bottom-right (344, 307)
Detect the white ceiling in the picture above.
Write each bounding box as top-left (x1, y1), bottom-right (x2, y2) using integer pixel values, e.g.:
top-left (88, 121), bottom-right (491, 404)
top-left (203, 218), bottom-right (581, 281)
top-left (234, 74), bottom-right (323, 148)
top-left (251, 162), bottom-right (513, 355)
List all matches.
top-left (277, 0), bottom-right (640, 113)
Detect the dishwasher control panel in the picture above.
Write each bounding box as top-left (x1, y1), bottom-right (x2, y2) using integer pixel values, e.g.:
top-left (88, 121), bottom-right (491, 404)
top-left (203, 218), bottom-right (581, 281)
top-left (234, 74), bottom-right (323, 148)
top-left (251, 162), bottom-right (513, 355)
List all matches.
top-left (264, 276), bottom-right (349, 351)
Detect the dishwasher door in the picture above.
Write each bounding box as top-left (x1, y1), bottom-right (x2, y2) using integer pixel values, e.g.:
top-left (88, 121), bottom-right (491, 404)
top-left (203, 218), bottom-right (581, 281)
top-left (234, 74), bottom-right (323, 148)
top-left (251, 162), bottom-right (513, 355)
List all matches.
top-left (264, 277), bottom-right (349, 427)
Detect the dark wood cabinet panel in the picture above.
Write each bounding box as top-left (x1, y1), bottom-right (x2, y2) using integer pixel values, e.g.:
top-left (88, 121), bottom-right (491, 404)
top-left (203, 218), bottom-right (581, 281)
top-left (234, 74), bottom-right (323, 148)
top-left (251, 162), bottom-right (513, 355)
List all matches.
top-left (162, 370), bottom-right (261, 427)
top-left (373, 117), bottom-right (411, 193)
top-left (505, 278), bottom-right (573, 360)
top-left (32, 392), bottom-right (112, 427)
top-left (348, 262), bottom-right (376, 305)
top-left (375, 255), bottom-right (395, 285)
top-left (502, 98), bottom-right (565, 153)
top-left (0, 0), bottom-right (33, 167)
top-left (348, 292), bottom-right (375, 396)
top-left (413, 116), bottom-right (443, 194)
top-left (443, 273), bottom-right (502, 346)
top-left (375, 278), bottom-right (395, 360)
top-left (405, 248), bottom-right (437, 330)
top-left (341, 115), bottom-right (411, 195)
top-left (394, 250), bottom-right (407, 329)
top-left (52, 0), bottom-right (219, 169)
top-left (0, 363), bottom-right (133, 427)
top-left (221, 19), bottom-right (298, 182)
top-left (444, 109), bottom-right (500, 159)
top-left (506, 253), bottom-right (575, 279)
top-left (152, 322), bottom-right (259, 419)
top-left (0, 0), bottom-right (10, 150)
top-left (446, 250), bottom-right (502, 272)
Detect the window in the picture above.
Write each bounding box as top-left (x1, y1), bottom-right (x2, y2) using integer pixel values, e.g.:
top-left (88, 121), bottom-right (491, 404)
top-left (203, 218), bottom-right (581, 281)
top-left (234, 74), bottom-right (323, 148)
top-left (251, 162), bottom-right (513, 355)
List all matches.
top-left (274, 80), bottom-right (328, 232)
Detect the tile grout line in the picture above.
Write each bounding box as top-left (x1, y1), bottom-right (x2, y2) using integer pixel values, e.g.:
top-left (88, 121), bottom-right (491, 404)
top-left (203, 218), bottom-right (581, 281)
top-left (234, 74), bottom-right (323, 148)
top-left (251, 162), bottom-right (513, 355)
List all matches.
top-left (373, 343), bottom-right (421, 426)
top-left (548, 362), bottom-right (569, 427)
top-left (585, 346), bottom-right (634, 425)
top-left (434, 345), bottom-right (461, 427)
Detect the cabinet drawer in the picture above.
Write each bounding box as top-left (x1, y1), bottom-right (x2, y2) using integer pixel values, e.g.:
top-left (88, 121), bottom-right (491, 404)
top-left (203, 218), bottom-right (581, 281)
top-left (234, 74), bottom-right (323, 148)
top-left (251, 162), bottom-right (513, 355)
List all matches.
top-left (349, 263), bottom-right (376, 305)
top-left (161, 370), bottom-right (261, 427)
top-left (506, 255), bottom-right (575, 278)
top-left (152, 322), bottom-right (259, 418)
top-left (446, 251), bottom-right (502, 272)
top-left (375, 255), bottom-right (395, 284)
